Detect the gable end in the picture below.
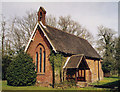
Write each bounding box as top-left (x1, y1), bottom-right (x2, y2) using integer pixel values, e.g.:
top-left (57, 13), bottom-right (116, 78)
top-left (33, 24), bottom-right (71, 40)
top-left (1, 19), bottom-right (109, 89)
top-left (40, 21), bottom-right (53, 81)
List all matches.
top-left (24, 22), bottom-right (57, 53)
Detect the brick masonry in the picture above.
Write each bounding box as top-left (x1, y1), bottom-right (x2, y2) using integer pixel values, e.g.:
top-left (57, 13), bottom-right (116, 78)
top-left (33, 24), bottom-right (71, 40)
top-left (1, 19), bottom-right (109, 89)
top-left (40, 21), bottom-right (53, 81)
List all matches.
top-left (27, 28), bottom-right (53, 86)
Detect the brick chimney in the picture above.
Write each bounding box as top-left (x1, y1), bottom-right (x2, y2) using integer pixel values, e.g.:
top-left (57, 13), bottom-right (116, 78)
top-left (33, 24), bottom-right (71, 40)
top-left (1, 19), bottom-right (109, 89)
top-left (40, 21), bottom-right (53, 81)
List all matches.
top-left (38, 7), bottom-right (46, 25)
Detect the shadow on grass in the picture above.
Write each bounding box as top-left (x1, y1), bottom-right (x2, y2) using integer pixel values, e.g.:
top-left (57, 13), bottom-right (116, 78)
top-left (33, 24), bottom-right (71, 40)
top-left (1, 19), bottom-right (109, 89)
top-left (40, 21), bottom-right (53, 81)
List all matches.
top-left (94, 80), bottom-right (120, 91)
top-left (1, 89), bottom-right (112, 92)
top-left (107, 76), bottom-right (119, 79)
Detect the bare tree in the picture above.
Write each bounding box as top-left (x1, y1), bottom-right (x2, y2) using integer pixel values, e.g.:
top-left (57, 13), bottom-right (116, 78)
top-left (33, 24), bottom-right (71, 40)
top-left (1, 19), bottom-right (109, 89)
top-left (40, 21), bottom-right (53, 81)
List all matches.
top-left (15, 10), bottom-right (37, 43)
top-left (46, 14), bottom-right (57, 27)
top-left (96, 25), bottom-right (116, 74)
top-left (96, 25), bottom-right (116, 56)
top-left (46, 15), bottom-right (94, 44)
top-left (1, 18), bottom-right (6, 57)
top-left (6, 12), bottom-right (94, 52)
top-left (58, 15), bottom-right (72, 32)
top-left (58, 15), bottom-right (94, 44)
top-left (0, 16), bottom-right (9, 57)
top-left (7, 10), bottom-right (37, 51)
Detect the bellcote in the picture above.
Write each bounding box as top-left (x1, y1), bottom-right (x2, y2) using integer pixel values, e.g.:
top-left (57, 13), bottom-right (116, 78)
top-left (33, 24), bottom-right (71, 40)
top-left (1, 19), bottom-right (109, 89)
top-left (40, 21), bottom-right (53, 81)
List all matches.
top-left (38, 7), bottom-right (46, 25)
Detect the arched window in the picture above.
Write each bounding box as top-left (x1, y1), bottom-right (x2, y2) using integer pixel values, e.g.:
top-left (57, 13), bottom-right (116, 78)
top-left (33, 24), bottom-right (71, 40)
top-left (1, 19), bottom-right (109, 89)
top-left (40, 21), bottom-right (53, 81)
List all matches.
top-left (40, 48), bottom-right (42, 72)
top-left (43, 51), bottom-right (46, 73)
top-left (35, 44), bottom-right (46, 73)
top-left (36, 52), bottom-right (38, 72)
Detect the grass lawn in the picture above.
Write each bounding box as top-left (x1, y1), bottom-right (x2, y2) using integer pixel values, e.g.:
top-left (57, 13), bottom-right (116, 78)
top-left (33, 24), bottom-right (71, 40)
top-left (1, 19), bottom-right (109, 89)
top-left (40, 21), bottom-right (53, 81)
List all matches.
top-left (2, 80), bottom-right (104, 91)
top-left (2, 76), bottom-right (119, 91)
top-left (2, 81), bottom-right (55, 90)
top-left (89, 76), bottom-right (119, 86)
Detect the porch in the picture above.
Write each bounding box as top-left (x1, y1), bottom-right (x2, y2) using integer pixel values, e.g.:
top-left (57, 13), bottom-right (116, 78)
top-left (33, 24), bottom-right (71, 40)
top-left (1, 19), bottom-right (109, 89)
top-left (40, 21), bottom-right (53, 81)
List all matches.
top-left (63, 54), bottom-right (90, 83)
top-left (66, 68), bottom-right (88, 83)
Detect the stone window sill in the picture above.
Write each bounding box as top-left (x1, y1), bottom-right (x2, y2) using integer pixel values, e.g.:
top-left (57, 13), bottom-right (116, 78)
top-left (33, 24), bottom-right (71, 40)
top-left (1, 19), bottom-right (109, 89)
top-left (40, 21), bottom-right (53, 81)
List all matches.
top-left (37, 72), bottom-right (45, 75)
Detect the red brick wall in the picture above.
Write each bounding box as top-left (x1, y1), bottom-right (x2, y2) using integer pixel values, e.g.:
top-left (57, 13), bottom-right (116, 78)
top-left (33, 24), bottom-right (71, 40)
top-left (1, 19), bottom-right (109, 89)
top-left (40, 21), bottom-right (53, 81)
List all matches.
top-left (27, 28), bottom-right (53, 86)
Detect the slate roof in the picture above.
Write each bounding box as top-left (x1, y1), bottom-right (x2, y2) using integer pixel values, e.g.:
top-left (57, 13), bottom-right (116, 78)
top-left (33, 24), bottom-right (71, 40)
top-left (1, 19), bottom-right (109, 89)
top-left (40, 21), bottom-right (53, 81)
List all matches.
top-left (65, 54), bottom-right (90, 69)
top-left (41, 24), bottom-right (101, 59)
top-left (65, 55), bottom-right (83, 68)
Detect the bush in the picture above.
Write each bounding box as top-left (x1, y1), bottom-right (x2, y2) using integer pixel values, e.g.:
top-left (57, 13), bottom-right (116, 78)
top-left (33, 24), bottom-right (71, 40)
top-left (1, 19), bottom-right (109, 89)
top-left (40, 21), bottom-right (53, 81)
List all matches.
top-left (6, 51), bottom-right (37, 86)
top-left (2, 55), bottom-right (12, 80)
top-left (67, 79), bottom-right (76, 87)
top-left (55, 80), bottom-right (76, 89)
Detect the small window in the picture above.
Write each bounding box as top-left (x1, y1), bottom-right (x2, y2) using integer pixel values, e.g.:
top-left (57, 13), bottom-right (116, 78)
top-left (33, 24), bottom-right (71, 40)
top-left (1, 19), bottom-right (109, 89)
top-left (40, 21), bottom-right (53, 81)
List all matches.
top-left (40, 12), bottom-right (42, 20)
top-left (39, 48), bottom-right (42, 72)
top-left (36, 52), bottom-right (38, 72)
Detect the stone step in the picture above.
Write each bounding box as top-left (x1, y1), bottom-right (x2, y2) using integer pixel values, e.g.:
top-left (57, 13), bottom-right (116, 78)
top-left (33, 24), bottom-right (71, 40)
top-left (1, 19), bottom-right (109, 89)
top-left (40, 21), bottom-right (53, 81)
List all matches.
top-left (76, 81), bottom-right (88, 87)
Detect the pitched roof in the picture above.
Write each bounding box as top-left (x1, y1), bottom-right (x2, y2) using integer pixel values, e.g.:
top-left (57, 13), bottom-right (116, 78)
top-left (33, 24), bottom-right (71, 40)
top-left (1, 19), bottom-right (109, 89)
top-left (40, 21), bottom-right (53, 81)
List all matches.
top-left (65, 54), bottom-right (89, 69)
top-left (25, 22), bottom-right (101, 59)
top-left (65, 55), bottom-right (83, 68)
top-left (42, 24), bottom-right (101, 59)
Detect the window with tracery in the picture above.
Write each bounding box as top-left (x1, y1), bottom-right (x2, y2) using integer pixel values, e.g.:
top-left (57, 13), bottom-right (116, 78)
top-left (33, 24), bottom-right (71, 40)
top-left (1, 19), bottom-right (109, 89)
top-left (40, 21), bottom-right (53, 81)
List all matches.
top-left (35, 44), bottom-right (46, 73)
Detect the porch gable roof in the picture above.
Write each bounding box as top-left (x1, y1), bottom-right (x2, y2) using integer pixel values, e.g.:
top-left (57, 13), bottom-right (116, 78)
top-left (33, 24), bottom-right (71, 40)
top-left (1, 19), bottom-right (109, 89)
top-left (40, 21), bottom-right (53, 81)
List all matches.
top-left (64, 54), bottom-right (89, 69)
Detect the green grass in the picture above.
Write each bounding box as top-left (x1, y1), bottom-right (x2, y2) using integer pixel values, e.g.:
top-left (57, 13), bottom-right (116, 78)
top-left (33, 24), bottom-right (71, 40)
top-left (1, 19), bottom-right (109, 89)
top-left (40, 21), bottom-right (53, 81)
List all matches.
top-left (2, 81), bottom-right (56, 90)
top-left (2, 81), bottom-right (106, 91)
top-left (89, 76), bottom-right (119, 86)
top-left (2, 77), bottom-right (119, 91)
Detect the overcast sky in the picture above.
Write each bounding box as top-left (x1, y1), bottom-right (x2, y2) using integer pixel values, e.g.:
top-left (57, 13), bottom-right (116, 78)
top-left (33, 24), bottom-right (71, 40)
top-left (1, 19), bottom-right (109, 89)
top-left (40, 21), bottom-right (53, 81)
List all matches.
top-left (1, 1), bottom-right (118, 37)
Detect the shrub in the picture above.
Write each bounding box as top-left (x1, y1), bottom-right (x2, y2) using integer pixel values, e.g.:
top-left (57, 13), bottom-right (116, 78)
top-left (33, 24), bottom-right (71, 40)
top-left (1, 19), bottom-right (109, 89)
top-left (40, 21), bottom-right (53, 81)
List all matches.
top-left (67, 79), bottom-right (76, 87)
top-left (55, 80), bottom-right (76, 89)
top-left (6, 51), bottom-right (37, 86)
top-left (2, 55), bottom-right (12, 80)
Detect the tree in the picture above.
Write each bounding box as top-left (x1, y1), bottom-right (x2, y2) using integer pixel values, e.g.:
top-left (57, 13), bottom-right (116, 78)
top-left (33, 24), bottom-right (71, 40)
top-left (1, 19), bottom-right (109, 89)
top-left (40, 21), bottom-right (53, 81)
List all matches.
top-left (58, 15), bottom-right (94, 44)
top-left (115, 36), bottom-right (120, 76)
top-left (1, 17), bottom-right (13, 80)
top-left (1, 17), bottom-right (6, 57)
top-left (46, 14), bottom-right (57, 27)
top-left (5, 12), bottom-right (93, 52)
top-left (97, 26), bottom-right (116, 75)
top-left (6, 10), bottom-right (37, 52)
top-left (2, 55), bottom-right (12, 80)
top-left (6, 51), bottom-right (37, 86)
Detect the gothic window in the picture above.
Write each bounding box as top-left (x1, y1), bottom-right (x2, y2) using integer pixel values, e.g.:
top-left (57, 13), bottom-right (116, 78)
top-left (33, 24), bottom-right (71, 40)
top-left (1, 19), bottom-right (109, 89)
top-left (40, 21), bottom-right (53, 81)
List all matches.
top-left (36, 52), bottom-right (38, 72)
top-left (39, 48), bottom-right (42, 72)
top-left (43, 51), bottom-right (46, 73)
top-left (35, 44), bottom-right (46, 73)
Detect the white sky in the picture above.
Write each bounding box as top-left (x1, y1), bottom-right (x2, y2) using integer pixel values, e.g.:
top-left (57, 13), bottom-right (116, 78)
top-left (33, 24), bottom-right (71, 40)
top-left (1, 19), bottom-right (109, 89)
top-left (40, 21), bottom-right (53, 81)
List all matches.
top-left (1, 1), bottom-right (119, 37)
